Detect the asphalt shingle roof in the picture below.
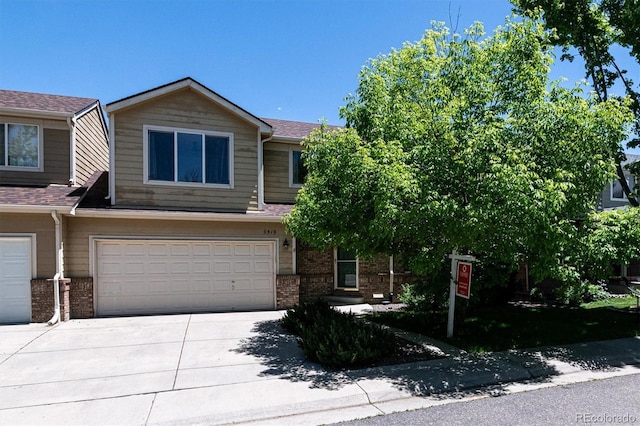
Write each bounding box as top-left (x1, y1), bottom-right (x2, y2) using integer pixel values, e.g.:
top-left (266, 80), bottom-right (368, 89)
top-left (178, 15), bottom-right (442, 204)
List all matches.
top-left (262, 118), bottom-right (341, 140)
top-left (0, 89), bottom-right (98, 115)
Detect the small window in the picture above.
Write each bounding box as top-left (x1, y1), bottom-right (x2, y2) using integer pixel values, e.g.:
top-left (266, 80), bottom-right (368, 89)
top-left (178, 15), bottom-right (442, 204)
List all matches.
top-left (145, 126), bottom-right (233, 187)
top-left (335, 248), bottom-right (358, 289)
top-left (611, 178), bottom-right (634, 201)
top-left (0, 123), bottom-right (40, 170)
top-left (290, 149), bottom-right (307, 187)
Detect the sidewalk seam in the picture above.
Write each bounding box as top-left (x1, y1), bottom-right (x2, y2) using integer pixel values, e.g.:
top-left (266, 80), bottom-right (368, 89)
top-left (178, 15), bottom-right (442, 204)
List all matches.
top-left (171, 314), bottom-right (192, 390)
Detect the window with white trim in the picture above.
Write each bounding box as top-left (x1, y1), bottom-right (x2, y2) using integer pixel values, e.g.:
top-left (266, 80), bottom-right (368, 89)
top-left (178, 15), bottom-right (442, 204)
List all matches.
top-left (335, 248), bottom-right (358, 289)
top-left (0, 123), bottom-right (40, 170)
top-left (289, 149), bottom-right (307, 187)
top-left (611, 177), bottom-right (634, 201)
top-left (144, 125), bottom-right (233, 187)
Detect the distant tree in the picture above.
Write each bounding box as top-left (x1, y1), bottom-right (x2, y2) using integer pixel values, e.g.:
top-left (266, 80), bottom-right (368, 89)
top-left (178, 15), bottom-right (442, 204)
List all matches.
top-left (512, 0), bottom-right (640, 206)
top-left (285, 18), bottom-right (633, 285)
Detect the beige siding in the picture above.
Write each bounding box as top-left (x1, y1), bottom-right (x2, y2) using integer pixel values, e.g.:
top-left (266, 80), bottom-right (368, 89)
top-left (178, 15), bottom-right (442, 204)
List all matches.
top-left (0, 117), bottom-right (70, 185)
top-left (75, 107), bottom-right (109, 185)
top-left (113, 89), bottom-right (259, 211)
top-left (65, 216), bottom-right (292, 277)
top-left (0, 213), bottom-right (57, 278)
top-left (264, 141), bottom-right (301, 204)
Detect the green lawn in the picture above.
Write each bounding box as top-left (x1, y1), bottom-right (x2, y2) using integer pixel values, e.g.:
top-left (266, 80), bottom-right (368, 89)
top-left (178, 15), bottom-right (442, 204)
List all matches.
top-left (370, 298), bottom-right (639, 353)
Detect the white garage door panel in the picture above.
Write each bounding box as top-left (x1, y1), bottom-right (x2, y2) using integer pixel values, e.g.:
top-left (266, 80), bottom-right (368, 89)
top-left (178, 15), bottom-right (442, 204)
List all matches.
top-left (0, 237), bottom-right (32, 324)
top-left (96, 240), bottom-right (275, 316)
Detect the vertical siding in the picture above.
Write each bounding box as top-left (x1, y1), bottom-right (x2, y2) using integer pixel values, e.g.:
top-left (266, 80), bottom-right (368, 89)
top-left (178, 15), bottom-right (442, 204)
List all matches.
top-left (0, 213), bottom-right (56, 278)
top-left (65, 216), bottom-right (291, 276)
top-left (0, 123), bottom-right (70, 185)
top-left (75, 107), bottom-right (109, 185)
top-left (113, 89), bottom-right (259, 211)
top-left (264, 141), bottom-right (300, 204)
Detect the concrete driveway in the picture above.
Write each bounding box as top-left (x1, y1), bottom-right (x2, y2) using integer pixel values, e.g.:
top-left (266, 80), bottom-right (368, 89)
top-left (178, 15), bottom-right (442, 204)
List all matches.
top-left (0, 311), bottom-right (379, 425)
top-left (2, 310), bottom-right (639, 425)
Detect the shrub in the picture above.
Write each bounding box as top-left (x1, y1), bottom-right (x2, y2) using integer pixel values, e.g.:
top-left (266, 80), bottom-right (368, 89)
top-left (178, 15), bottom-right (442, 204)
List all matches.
top-left (280, 299), bottom-right (397, 368)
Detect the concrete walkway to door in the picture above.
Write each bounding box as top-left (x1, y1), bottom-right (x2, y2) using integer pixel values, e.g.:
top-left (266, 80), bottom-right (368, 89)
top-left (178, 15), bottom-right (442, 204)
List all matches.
top-left (1, 309), bottom-right (639, 425)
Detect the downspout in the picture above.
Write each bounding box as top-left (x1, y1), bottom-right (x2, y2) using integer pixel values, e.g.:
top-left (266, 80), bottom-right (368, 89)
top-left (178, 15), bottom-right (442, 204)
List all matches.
top-left (389, 255), bottom-right (394, 302)
top-left (66, 116), bottom-right (77, 186)
top-left (48, 210), bottom-right (63, 325)
top-left (258, 134), bottom-right (273, 210)
top-left (107, 113), bottom-right (115, 203)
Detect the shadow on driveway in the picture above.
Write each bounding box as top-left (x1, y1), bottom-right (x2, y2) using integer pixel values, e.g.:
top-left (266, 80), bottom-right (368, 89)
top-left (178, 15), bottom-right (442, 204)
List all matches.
top-left (234, 319), bottom-right (640, 399)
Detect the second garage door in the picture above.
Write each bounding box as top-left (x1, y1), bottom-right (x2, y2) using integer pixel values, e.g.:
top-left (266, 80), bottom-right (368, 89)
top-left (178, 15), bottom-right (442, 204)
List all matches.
top-left (96, 240), bottom-right (275, 316)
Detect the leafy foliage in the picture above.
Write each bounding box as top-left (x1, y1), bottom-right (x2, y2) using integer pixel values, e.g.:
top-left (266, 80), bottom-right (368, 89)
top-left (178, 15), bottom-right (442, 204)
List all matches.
top-left (286, 18), bottom-right (633, 288)
top-left (512, 0), bottom-right (640, 195)
top-left (280, 299), bottom-right (397, 368)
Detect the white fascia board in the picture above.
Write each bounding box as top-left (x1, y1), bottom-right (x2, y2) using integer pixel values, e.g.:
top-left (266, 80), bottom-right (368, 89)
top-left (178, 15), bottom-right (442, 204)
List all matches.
top-left (73, 208), bottom-right (285, 223)
top-left (0, 205), bottom-right (74, 214)
top-left (271, 136), bottom-right (305, 144)
top-left (0, 107), bottom-right (71, 120)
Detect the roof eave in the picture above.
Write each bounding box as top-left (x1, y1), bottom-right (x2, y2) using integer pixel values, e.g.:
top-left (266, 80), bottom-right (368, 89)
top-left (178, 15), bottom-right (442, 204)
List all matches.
top-left (73, 208), bottom-right (284, 222)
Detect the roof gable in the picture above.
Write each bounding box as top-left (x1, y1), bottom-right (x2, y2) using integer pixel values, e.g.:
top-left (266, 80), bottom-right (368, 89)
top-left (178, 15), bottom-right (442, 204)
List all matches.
top-left (105, 78), bottom-right (272, 134)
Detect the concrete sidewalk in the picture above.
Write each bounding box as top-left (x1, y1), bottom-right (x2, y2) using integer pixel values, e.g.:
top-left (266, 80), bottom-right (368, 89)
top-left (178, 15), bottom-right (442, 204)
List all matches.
top-left (0, 307), bottom-right (639, 426)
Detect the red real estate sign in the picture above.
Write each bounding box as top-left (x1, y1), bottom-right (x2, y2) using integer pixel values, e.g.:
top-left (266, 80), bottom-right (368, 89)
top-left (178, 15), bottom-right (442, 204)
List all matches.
top-left (456, 262), bottom-right (472, 299)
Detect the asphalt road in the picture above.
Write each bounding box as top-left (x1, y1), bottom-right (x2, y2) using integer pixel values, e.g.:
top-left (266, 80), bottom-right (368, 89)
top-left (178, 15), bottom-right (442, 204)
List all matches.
top-left (334, 373), bottom-right (640, 426)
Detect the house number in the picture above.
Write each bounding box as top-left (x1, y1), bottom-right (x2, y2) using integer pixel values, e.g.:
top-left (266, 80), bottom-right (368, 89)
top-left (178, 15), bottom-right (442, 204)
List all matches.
top-left (263, 229), bottom-right (277, 235)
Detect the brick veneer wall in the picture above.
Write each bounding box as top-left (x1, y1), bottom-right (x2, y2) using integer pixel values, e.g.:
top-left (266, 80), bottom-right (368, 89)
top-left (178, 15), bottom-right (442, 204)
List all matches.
top-left (296, 244), bottom-right (417, 303)
top-left (276, 275), bottom-right (300, 309)
top-left (31, 279), bottom-right (70, 323)
top-left (69, 277), bottom-right (94, 319)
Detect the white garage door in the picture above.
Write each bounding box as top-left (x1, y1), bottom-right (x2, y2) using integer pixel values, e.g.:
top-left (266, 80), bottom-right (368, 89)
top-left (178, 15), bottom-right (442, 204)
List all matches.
top-left (96, 240), bottom-right (275, 316)
top-left (0, 237), bottom-right (32, 324)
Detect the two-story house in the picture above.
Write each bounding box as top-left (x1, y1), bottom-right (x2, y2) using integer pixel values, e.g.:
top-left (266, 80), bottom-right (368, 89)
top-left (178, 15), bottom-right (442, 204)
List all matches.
top-left (0, 90), bottom-right (109, 323)
top-left (600, 153), bottom-right (638, 210)
top-left (600, 153), bottom-right (640, 279)
top-left (1, 79), bottom-right (407, 323)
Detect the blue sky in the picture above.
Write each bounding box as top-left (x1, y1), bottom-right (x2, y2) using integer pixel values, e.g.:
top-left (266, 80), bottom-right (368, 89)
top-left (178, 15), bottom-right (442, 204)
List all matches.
top-left (1, 0), bottom-right (638, 153)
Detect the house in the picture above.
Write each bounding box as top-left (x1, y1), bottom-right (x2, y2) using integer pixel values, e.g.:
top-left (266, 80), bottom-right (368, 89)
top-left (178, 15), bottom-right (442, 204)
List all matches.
top-left (0, 79), bottom-right (407, 323)
top-left (600, 153), bottom-right (640, 280)
top-left (600, 153), bottom-right (639, 210)
top-left (0, 89), bottom-right (109, 323)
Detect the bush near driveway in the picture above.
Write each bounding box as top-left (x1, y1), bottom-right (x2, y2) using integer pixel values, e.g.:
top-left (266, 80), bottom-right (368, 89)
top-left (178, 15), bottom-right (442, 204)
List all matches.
top-left (281, 299), bottom-right (397, 368)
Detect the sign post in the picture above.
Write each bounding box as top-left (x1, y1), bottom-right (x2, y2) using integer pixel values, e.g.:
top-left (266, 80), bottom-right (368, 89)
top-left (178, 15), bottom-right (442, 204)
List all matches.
top-left (447, 250), bottom-right (476, 338)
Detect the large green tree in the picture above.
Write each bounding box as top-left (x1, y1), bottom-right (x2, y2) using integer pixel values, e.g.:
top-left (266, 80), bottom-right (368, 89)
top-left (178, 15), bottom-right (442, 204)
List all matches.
top-left (285, 18), bottom-right (633, 282)
top-left (512, 0), bottom-right (640, 205)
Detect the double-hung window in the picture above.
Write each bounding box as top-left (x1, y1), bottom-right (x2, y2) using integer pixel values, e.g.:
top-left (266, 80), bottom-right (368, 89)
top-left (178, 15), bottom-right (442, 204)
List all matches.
top-left (144, 125), bottom-right (233, 188)
top-left (289, 149), bottom-right (307, 187)
top-left (0, 123), bottom-right (41, 170)
top-left (335, 248), bottom-right (358, 289)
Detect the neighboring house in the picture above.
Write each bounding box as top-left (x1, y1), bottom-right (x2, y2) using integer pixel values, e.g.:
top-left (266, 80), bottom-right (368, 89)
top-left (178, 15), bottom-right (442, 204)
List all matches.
top-left (600, 153), bottom-right (640, 279)
top-left (0, 90), bottom-right (109, 323)
top-left (600, 153), bottom-right (639, 210)
top-left (0, 79), bottom-right (406, 323)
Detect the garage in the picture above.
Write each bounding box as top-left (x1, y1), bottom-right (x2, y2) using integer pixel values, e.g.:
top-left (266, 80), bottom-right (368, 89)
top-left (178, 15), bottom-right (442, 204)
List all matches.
top-left (95, 239), bottom-right (276, 316)
top-left (0, 237), bottom-right (32, 323)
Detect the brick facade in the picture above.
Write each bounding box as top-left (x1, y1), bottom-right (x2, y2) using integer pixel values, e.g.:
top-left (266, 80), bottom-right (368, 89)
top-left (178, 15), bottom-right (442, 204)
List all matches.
top-left (276, 275), bottom-right (300, 309)
top-left (30, 278), bottom-right (70, 323)
top-left (69, 277), bottom-right (94, 319)
top-left (296, 245), bottom-right (416, 303)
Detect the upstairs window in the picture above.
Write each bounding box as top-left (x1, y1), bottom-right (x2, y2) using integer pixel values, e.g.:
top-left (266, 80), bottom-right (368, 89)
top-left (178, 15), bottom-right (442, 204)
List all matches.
top-left (611, 177), bottom-right (634, 201)
top-left (289, 149), bottom-right (307, 187)
top-left (0, 123), bottom-right (40, 170)
top-left (144, 125), bottom-right (233, 188)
